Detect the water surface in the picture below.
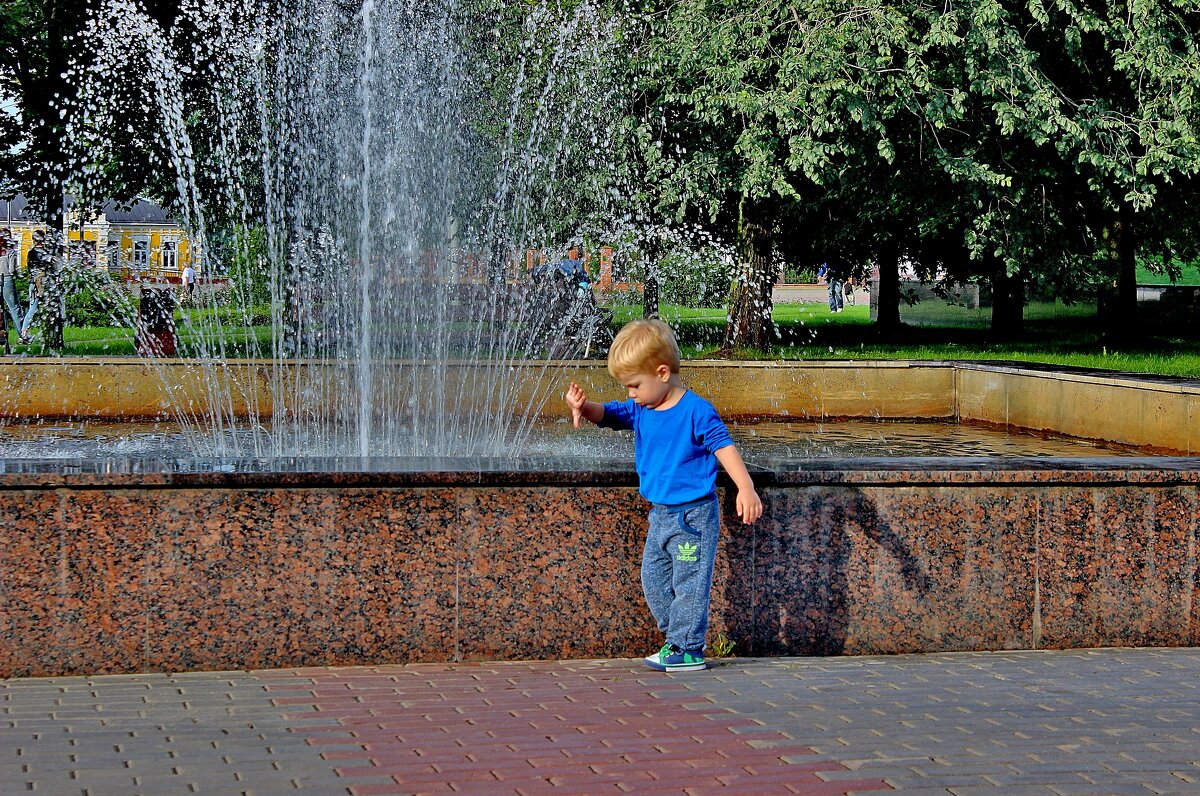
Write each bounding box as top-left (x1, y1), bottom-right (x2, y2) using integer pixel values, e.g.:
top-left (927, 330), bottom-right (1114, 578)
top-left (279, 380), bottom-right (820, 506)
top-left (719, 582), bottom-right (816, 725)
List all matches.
top-left (0, 417), bottom-right (1147, 473)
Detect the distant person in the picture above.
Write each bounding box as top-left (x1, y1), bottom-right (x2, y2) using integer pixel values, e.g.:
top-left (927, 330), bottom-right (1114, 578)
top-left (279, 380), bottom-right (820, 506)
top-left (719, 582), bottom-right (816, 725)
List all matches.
top-left (818, 262), bottom-right (843, 313)
top-left (20, 229), bottom-right (53, 344)
top-left (565, 319), bottom-right (762, 672)
top-left (533, 249), bottom-right (589, 287)
top-left (181, 262), bottom-right (196, 302)
top-left (0, 230), bottom-right (24, 342)
top-left (557, 248), bottom-right (589, 290)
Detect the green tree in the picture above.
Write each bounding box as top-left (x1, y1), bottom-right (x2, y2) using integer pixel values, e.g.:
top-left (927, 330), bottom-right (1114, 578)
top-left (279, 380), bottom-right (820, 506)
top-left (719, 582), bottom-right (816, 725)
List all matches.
top-left (630, 0), bottom-right (1200, 345)
top-left (632, 0), bottom-right (961, 346)
top-left (1052, 0), bottom-right (1200, 335)
top-left (920, 0), bottom-right (1200, 336)
top-left (1, 0), bottom-right (186, 218)
top-left (458, 0), bottom-right (632, 281)
top-left (1, 0), bottom-right (82, 222)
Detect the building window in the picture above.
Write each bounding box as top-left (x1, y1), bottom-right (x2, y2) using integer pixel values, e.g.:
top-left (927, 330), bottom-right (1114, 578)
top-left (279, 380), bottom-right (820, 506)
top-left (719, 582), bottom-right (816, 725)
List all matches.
top-left (132, 238), bottom-right (149, 271)
top-left (106, 238), bottom-right (121, 271)
top-left (161, 240), bottom-right (177, 272)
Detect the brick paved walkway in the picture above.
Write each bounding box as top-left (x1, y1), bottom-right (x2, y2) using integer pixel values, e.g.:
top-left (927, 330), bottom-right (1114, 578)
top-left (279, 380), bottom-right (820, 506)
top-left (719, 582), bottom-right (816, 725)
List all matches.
top-left (3, 648), bottom-right (1198, 795)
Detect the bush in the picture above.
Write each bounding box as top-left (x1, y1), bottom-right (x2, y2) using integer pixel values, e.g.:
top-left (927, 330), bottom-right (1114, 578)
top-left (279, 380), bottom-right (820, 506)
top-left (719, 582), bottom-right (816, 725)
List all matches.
top-left (782, 263), bottom-right (818, 283)
top-left (11, 265), bottom-right (138, 329)
top-left (67, 284), bottom-right (138, 327)
top-left (657, 252), bottom-right (732, 308)
top-left (212, 224), bottom-right (272, 306)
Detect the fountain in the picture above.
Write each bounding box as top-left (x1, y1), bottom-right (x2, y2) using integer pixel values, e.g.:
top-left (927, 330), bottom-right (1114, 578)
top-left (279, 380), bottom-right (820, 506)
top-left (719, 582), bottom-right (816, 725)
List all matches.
top-left (2, 1), bottom-right (1199, 677)
top-left (64, 0), bottom-right (626, 459)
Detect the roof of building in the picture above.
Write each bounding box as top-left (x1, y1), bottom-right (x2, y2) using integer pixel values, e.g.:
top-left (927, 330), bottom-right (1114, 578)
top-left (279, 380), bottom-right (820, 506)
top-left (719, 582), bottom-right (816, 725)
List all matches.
top-left (0, 195), bottom-right (35, 223)
top-left (0, 194), bottom-right (178, 225)
top-left (99, 198), bottom-right (176, 224)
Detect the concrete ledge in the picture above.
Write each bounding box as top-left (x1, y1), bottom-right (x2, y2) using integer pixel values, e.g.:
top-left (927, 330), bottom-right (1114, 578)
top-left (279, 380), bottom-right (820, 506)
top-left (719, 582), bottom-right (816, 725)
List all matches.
top-left (2, 461), bottom-right (1197, 677)
top-left (954, 363), bottom-right (1200, 454)
top-left (0, 358), bottom-right (956, 422)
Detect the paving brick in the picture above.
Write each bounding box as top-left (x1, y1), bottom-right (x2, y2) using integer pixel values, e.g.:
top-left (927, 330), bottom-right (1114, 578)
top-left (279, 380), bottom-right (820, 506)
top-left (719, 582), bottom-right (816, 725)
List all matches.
top-left (347, 783), bottom-right (433, 795)
top-left (236, 780), bottom-right (309, 794)
top-left (8, 650), bottom-right (1200, 795)
top-left (545, 769), bottom-right (662, 788)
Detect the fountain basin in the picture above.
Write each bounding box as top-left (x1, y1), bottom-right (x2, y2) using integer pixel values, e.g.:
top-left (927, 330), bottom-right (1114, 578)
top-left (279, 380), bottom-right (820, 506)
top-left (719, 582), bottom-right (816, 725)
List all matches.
top-left (1, 360), bottom-right (1198, 677)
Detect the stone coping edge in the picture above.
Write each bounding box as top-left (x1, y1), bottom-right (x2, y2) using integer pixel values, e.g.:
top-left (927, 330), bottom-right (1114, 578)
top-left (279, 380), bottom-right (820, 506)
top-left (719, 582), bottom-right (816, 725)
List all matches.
top-left (1, 455), bottom-right (1198, 489)
top-left (951, 360), bottom-right (1200, 394)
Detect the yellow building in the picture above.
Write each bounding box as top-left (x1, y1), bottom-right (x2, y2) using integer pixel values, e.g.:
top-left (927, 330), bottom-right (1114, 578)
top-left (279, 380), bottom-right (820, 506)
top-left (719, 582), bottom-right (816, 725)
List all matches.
top-left (0, 195), bottom-right (195, 282)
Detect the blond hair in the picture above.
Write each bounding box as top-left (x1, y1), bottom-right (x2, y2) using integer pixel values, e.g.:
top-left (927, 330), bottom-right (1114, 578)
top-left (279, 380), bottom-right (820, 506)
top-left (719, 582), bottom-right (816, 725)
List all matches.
top-left (607, 319), bottom-right (681, 380)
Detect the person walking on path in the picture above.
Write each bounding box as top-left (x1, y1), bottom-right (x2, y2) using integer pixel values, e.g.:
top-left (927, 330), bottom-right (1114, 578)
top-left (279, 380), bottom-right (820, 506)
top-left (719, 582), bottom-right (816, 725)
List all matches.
top-left (20, 229), bottom-right (53, 344)
top-left (0, 230), bottom-right (24, 343)
top-left (818, 262), bottom-right (844, 313)
top-left (181, 262), bottom-right (196, 302)
top-left (565, 318), bottom-right (762, 672)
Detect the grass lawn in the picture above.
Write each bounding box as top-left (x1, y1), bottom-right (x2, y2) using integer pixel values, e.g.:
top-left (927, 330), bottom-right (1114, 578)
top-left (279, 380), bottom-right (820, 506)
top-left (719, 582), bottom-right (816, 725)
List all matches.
top-left (610, 301), bottom-right (1200, 378)
top-left (1137, 261), bottom-right (1200, 285)
top-left (5, 326), bottom-right (135, 356)
top-left (785, 319), bottom-right (1200, 380)
top-left (767, 337), bottom-right (1200, 379)
top-left (8, 298), bottom-right (1200, 379)
top-left (6, 323), bottom-right (275, 357)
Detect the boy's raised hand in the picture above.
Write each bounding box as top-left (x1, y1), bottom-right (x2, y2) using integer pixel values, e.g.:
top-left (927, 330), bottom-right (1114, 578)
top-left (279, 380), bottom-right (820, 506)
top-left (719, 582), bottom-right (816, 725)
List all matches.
top-left (565, 381), bottom-right (587, 428)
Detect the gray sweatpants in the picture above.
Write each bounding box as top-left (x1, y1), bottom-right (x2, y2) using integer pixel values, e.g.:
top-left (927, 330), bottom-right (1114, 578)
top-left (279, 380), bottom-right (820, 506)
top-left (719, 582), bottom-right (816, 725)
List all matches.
top-left (641, 494), bottom-right (720, 652)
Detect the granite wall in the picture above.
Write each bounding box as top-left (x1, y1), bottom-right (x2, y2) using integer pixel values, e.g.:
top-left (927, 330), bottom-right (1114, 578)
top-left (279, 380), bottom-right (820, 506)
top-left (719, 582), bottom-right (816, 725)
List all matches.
top-left (2, 460), bottom-right (1198, 678)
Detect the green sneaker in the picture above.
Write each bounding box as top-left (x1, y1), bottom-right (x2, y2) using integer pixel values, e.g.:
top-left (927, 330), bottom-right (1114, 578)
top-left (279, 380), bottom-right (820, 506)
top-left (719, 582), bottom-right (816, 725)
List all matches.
top-left (643, 643), bottom-right (706, 672)
top-left (643, 643), bottom-right (671, 669)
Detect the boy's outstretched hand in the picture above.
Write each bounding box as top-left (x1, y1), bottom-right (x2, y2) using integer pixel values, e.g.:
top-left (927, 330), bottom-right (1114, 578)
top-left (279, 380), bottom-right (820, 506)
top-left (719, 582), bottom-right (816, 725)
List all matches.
top-left (565, 381), bottom-right (587, 428)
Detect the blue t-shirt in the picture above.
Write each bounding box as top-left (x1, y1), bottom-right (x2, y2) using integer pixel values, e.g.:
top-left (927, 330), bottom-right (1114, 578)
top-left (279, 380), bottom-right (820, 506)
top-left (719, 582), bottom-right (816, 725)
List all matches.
top-left (600, 390), bottom-right (734, 506)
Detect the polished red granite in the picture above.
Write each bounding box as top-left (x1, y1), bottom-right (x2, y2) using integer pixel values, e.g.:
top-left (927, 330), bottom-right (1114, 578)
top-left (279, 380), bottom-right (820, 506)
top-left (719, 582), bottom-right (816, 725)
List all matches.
top-left (2, 461), bottom-right (1199, 677)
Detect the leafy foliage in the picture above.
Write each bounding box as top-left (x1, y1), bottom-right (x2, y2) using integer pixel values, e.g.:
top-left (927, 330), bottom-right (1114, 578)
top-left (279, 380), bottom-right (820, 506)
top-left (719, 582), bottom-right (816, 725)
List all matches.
top-left (619, 0), bottom-right (1200, 343)
top-left (65, 282), bottom-right (137, 328)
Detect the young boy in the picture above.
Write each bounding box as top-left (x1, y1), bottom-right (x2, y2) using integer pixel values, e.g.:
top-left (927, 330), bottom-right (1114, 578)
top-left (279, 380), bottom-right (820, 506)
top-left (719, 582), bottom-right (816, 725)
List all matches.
top-left (565, 319), bottom-right (762, 672)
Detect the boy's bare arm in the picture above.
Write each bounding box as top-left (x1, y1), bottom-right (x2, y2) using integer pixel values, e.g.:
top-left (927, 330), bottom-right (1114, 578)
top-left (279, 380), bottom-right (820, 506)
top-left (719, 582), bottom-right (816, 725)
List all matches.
top-left (714, 445), bottom-right (763, 524)
top-left (565, 381), bottom-right (606, 428)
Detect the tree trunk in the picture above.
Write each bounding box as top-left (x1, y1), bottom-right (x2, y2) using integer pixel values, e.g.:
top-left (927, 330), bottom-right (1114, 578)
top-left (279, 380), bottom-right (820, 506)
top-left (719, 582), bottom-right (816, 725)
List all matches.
top-left (722, 196), bottom-right (774, 352)
top-left (642, 240), bottom-right (661, 319)
top-left (874, 240), bottom-right (902, 331)
top-left (1116, 205), bottom-right (1138, 318)
top-left (23, 1), bottom-right (71, 350)
top-left (989, 256), bottom-right (1025, 336)
top-left (33, 1), bottom-right (68, 232)
top-left (42, 258), bottom-right (66, 350)
top-left (1097, 204), bottom-right (1138, 340)
top-left (642, 273), bottom-right (659, 319)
